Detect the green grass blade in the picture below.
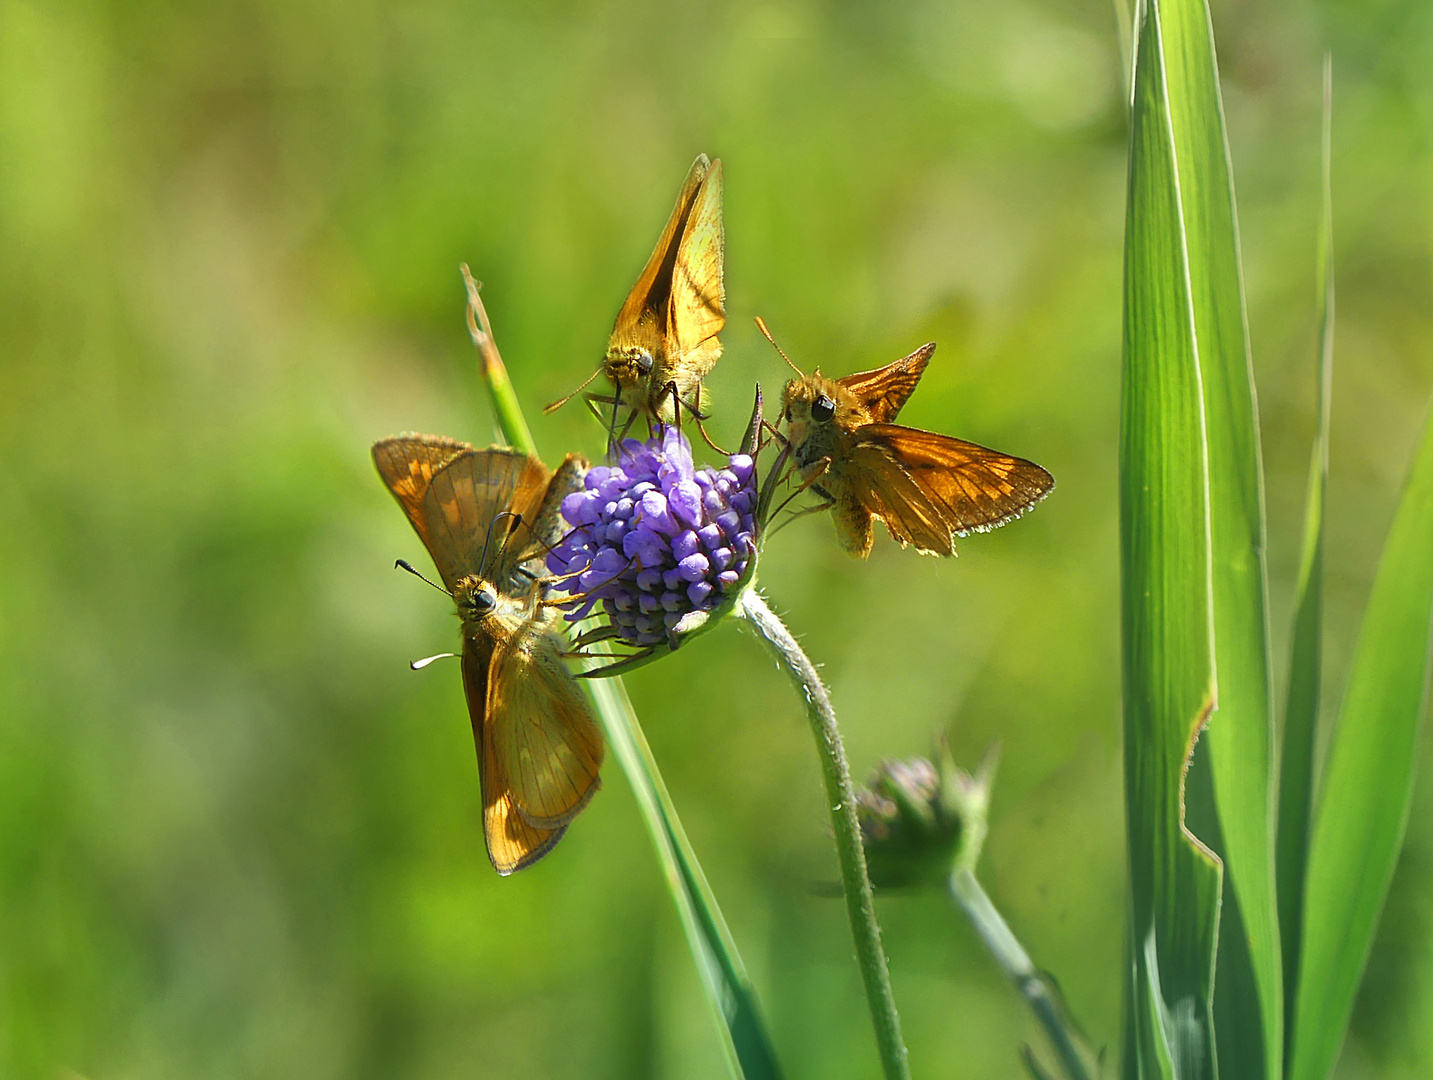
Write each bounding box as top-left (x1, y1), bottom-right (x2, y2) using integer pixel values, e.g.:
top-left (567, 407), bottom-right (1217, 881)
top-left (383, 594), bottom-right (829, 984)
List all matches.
top-left (1153, 0), bottom-right (1285, 1074)
top-left (1289, 401), bottom-right (1433, 1079)
top-left (466, 278), bottom-right (783, 1080)
top-left (1275, 55), bottom-right (1334, 1055)
top-left (1120, 2), bottom-right (1224, 1074)
top-left (587, 676), bottom-right (784, 1080)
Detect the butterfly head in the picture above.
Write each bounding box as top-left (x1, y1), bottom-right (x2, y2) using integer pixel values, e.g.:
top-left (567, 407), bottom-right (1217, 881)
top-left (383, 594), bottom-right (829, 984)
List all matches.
top-left (604, 342), bottom-right (658, 402)
top-left (782, 372), bottom-right (854, 465)
top-left (455, 574), bottom-right (511, 629)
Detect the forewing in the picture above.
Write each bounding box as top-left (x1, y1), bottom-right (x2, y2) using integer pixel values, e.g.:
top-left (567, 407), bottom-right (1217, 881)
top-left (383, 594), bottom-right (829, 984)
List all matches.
top-left (373, 436), bottom-right (543, 591)
top-left (836, 343), bottom-right (936, 424)
top-left (610, 155), bottom-right (713, 345)
top-left (461, 643), bottom-right (565, 875)
top-left (664, 157), bottom-right (725, 382)
top-left (491, 453), bottom-right (588, 590)
top-left (856, 423), bottom-right (1054, 543)
top-left (486, 620), bottom-right (603, 830)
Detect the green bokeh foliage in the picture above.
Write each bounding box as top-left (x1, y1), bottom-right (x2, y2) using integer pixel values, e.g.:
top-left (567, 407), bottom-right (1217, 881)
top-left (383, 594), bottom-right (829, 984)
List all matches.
top-left (1, 1), bottom-right (1430, 1077)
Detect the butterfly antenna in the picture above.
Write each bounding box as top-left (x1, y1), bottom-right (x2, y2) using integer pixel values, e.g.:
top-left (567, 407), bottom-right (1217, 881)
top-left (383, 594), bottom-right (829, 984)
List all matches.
top-left (478, 510), bottom-right (520, 578)
top-left (544, 367), bottom-right (602, 414)
top-left (410, 652), bottom-right (458, 670)
top-left (395, 559), bottom-right (452, 596)
top-left (754, 316), bottom-right (804, 377)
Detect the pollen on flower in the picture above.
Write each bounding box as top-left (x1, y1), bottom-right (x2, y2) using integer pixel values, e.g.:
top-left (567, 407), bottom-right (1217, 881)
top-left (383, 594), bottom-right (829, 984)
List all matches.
top-left (545, 427), bottom-right (758, 648)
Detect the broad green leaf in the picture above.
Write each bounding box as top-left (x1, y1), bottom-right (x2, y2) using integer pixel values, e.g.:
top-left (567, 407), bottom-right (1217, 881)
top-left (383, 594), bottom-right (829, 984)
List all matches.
top-left (1275, 56), bottom-right (1333, 1056)
top-left (1152, 0), bottom-right (1285, 1074)
top-left (1289, 402), bottom-right (1433, 1080)
top-left (1120, 1), bottom-right (1223, 1074)
top-left (470, 294), bottom-right (784, 1080)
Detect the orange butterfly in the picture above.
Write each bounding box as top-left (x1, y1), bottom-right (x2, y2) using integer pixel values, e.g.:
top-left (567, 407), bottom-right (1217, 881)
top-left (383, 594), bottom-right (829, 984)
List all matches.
top-left (771, 329), bottom-right (1054, 558)
top-left (372, 435), bottom-right (602, 874)
top-left (549, 154), bottom-right (725, 433)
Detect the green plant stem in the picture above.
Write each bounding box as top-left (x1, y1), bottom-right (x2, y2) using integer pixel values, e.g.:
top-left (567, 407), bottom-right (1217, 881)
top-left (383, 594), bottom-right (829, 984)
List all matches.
top-left (736, 588), bottom-right (911, 1080)
top-left (947, 868), bottom-right (1095, 1080)
top-left (462, 265), bottom-right (537, 455)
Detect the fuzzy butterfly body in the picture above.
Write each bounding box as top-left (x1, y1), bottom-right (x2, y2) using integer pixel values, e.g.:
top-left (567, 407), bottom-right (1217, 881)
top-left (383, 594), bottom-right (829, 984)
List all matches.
top-left (780, 343), bottom-right (1054, 558)
top-left (373, 435), bottom-right (603, 875)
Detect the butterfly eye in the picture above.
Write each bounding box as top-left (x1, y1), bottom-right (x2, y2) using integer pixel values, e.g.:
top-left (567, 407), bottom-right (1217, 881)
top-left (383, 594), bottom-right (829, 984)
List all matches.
top-left (635, 352), bottom-right (654, 375)
top-left (471, 588), bottom-right (498, 616)
top-left (811, 395), bottom-right (837, 423)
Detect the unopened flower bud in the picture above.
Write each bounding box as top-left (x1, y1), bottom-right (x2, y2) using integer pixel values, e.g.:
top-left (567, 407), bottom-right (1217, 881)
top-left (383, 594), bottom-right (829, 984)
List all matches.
top-left (857, 739), bottom-right (998, 888)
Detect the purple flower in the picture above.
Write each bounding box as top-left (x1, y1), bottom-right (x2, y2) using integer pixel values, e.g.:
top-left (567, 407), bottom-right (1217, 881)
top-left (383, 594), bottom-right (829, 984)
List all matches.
top-left (546, 427), bottom-right (758, 649)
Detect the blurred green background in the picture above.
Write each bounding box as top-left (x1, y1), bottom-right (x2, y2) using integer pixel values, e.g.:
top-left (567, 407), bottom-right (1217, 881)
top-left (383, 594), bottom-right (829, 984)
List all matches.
top-left (2, 0), bottom-right (1430, 1077)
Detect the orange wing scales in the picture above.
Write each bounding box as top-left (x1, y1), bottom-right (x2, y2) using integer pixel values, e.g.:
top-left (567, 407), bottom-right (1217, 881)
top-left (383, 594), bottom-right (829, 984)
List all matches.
top-left (835, 342), bottom-right (936, 424)
top-left (853, 425), bottom-right (1054, 552)
top-left (781, 342), bottom-right (1054, 558)
top-left (375, 435), bottom-right (601, 875)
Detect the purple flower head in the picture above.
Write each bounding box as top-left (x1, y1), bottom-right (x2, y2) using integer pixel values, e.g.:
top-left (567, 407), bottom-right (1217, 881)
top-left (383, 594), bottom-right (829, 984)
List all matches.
top-left (546, 426), bottom-right (758, 650)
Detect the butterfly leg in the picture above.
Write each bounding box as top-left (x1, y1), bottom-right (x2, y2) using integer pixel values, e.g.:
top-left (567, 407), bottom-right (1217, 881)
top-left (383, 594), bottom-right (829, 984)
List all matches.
top-left (535, 556), bottom-right (637, 612)
top-left (765, 459), bottom-right (837, 539)
top-left (609, 402), bottom-right (644, 459)
top-left (574, 646), bottom-right (662, 679)
top-left (654, 380), bottom-right (730, 455)
top-left (692, 413), bottom-right (730, 455)
top-left (570, 624), bottom-right (625, 649)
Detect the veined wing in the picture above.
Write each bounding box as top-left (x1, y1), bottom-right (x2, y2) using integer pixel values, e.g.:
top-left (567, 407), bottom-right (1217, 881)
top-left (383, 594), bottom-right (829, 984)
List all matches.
top-left (372, 436), bottom-right (550, 591)
top-left (461, 643), bottom-right (565, 875)
top-left (609, 155), bottom-right (715, 354)
top-left (663, 157), bottom-right (725, 382)
top-left (486, 618), bottom-right (603, 830)
top-left (490, 453), bottom-right (588, 591)
top-left (844, 424), bottom-right (1053, 554)
top-left (836, 343), bottom-right (936, 424)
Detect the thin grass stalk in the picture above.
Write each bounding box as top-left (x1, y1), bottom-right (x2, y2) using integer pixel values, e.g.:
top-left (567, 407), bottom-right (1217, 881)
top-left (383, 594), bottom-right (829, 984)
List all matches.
top-left (947, 869), bottom-right (1096, 1080)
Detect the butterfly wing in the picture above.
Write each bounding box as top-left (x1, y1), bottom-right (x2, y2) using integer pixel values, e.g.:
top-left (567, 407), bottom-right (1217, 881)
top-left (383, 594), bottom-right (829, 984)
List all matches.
top-left (489, 452), bottom-right (589, 591)
top-left (372, 436), bottom-right (549, 591)
top-left (844, 424), bottom-right (1054, 555)
top-left (486, 618), bottom-right (604, 830)
top-left (836, 343), bottom-right (936, 424)
top-left (461, 642), bottom-right (566, 875)
top-left (608, 155), bottom-right (714, 353)
top-left (660, 157), bottom-right (725, 390)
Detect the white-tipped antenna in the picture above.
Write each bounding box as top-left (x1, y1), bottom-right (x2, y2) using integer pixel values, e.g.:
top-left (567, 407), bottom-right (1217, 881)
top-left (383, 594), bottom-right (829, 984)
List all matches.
top-left (395, 558), bottom-right (451, 596)
top-left (754, 316), bottom-right (804, 378)
top-left (410, 652), bottom-right (458, 670)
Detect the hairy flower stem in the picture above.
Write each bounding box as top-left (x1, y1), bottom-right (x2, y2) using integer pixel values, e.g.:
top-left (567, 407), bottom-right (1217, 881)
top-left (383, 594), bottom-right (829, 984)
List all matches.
top-left (736, 589), bottom-right (911, 1080)
top-left (947, 868), bottom-right (1095, 1080)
